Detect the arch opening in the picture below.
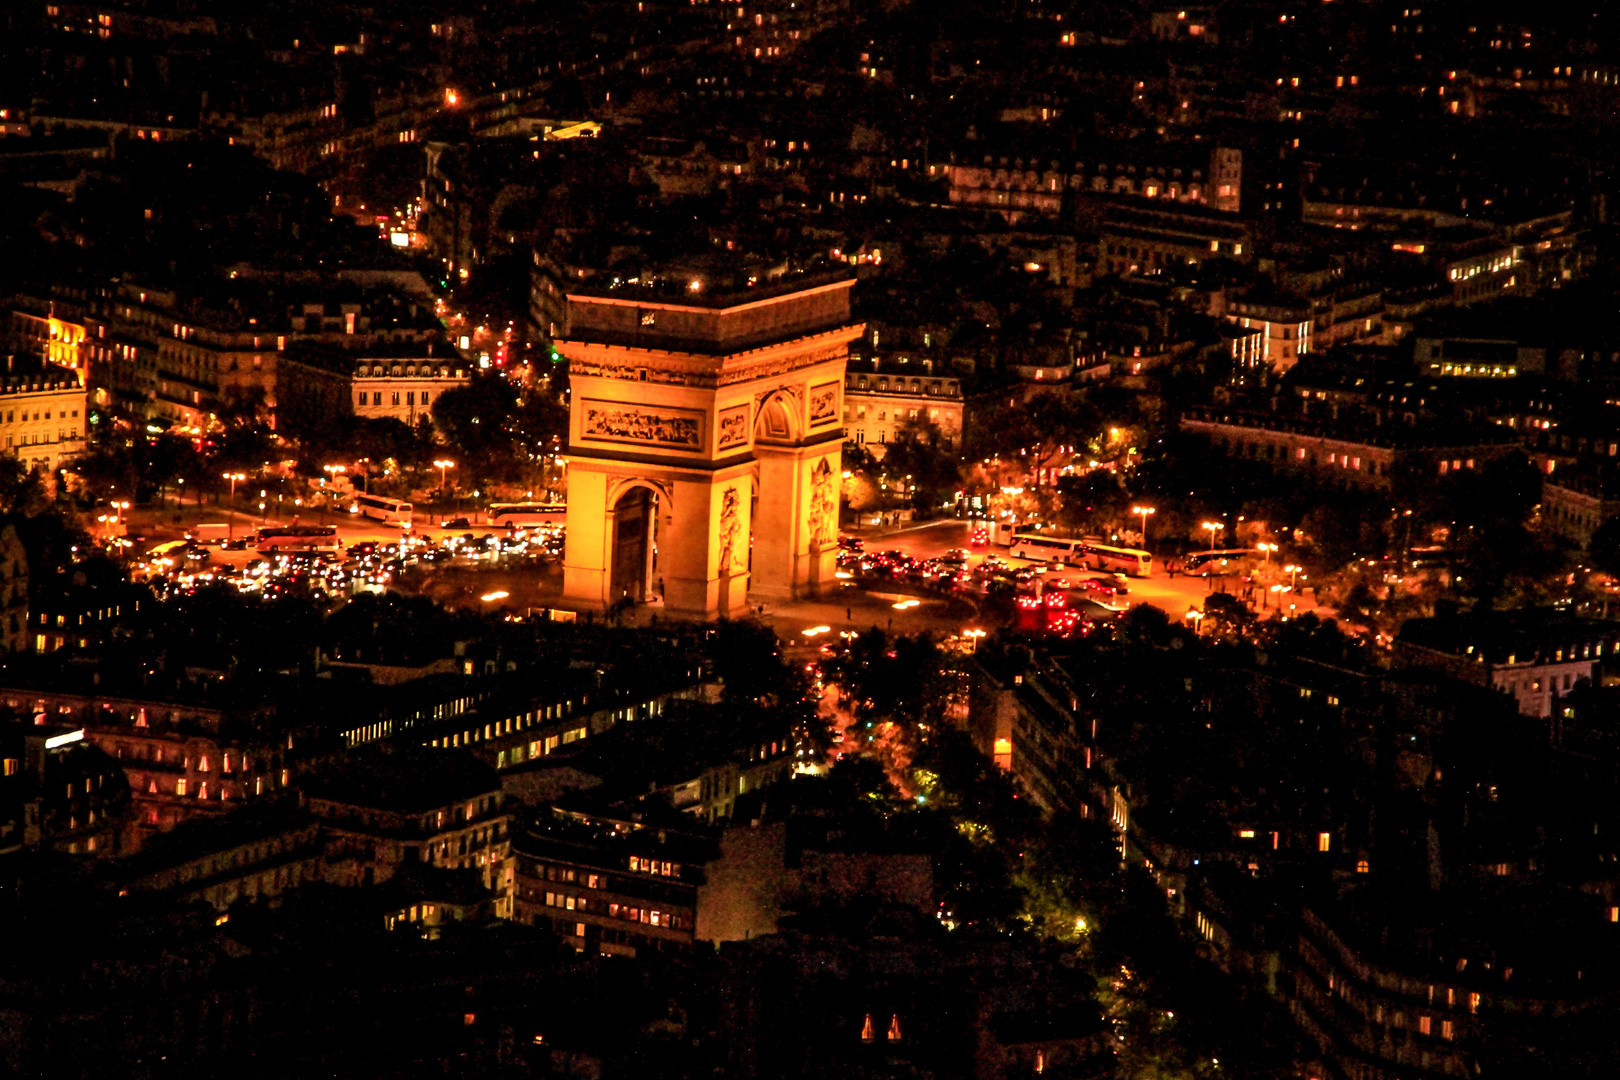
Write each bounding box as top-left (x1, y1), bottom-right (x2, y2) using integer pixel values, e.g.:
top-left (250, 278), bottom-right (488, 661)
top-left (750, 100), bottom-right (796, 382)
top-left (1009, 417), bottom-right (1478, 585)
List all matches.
top-left (609, 485), bottom-right (659, 604)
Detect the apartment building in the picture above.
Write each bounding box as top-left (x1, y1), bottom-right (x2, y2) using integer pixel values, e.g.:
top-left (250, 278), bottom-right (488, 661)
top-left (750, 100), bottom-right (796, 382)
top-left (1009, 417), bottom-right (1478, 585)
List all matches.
top-left (943, 143), bottom-right (1241, 221)
top-left (842, 358), bottom-right (964, 451)
top-left (512, 805), bottom-right (717, 956)
top-left (83, 277), bottom-right (442, 431)
top-left (277, 343), bottom-right (471, 433)
top-left (302, 748), bottom-right (514, 909)
top-left (1228, 292), bottom-right (1313, 372)
top-left (1179, 406), bottom-right (1518, 490)
top-left (0, 362), bottom-right (88, 475)
top-left (1395, 609), bottom-right (1620, 719)
top-left (1098, 202), bottom-right (1250, 276)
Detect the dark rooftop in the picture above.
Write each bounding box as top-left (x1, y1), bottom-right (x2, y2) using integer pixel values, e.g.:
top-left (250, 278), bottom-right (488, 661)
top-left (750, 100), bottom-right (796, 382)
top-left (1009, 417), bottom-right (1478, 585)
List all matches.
top-left (300, 747), bottom-right (500, 812)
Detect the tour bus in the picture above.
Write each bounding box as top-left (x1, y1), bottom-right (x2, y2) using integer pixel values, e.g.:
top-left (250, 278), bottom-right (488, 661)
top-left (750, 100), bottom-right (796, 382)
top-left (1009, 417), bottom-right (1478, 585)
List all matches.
top-left (255, 525), bottom-right (341, 554)
top-left (1184, 548), bottom-right (1258, 576)
top-left (486, 502), bottom-right (567, 529)
top-left (1007, 532), bottom-right (1086, 566)
top-left (1008, 533), bottom-right (1154, 577)
top-left (1080, 542), bottom-right (1153, 577)
top-left (351, 493), bottom-right (413, 526)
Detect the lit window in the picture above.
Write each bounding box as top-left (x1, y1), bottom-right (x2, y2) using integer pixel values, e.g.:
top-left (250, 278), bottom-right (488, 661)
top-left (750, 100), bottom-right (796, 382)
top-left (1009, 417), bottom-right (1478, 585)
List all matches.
top-left (1318, 832), bottom-right (1331, 852)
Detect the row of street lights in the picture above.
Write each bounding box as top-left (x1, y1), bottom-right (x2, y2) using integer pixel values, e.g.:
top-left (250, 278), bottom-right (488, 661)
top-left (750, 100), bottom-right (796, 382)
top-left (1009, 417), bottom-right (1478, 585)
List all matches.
top-left (1128, 507), bottom-right (1235, 554)
top-left (213, 458), bottom-right (463, 535)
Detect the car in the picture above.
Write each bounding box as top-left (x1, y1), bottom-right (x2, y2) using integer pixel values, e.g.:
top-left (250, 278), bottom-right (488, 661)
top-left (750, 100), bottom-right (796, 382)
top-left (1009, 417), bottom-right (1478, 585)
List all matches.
top-left (220, 536), bottom-right (251, 550)
top-left (441, 517), bottom-right (473, 529)
top-left (941, 548), bottom-right (970, 566)
top-left (838, 536), bottom-right (865, 553)
top-left (970, 527), bottom-right (989, 548)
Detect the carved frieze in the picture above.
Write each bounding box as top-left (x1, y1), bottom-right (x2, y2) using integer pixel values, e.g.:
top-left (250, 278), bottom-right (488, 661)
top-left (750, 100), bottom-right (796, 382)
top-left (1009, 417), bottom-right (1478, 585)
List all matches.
top-left (716, 404), bottom-right (751, 451)
top-left (569, 357), bottom-right (702, 387)
top-left (581, 400), bottom-right (703, 449)
top-left (808, 380), bottom-right (840, 426)
top-left (717, 344), bottom-right (850, 386)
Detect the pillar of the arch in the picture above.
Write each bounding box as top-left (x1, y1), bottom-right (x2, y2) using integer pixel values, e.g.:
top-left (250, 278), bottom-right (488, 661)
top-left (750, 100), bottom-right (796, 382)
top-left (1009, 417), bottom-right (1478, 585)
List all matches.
top-left (562, 466), bottom-right (613, 610)
top-left (662, 471), bottom-right (754, 620)
top-left (750, 443), bottom-right (840, 602)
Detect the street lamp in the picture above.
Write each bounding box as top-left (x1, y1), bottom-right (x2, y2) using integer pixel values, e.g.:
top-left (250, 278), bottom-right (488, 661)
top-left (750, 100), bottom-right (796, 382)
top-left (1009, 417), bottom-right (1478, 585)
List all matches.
top-left (1285, 563), bottom-right (1301, 590)
top-left (1258, 541), bottom-right (1278, 565)
top-left (321, 465), bottom-right (346, 526)
top-left (222, 472), bottom-right (246, 540)
top-left (1201, 520), bottom-right (1223, 549)
top-left (962, 628), bottom-right (987, 652)
top-left (434, 458), bottom-right (456, 493)
top-left (1185, 607), bottom-right (1205, 635)
top-left (1131, 506), bottom-right (1156, 550)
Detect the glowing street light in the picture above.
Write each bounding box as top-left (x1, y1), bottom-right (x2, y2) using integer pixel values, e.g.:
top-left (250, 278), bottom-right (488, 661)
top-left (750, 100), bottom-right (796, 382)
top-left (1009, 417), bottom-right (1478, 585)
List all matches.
top-left (434, 458), bottom-right (456, 492)
top-left (1284, 563), bottom-right (1301, 589)
top-left (1201, 520), bottom-right (1223, 548)
top-left (1257, 541), bottom-right (1278, 565)
top-left (962, 628), bottom-right (987, 652)
top-left (1131, 505), bottom-right (1156, 549)
top-left (480, 590), bottom-right (510, 603)
top-left (1185, 607), bottom-right (1205, 634)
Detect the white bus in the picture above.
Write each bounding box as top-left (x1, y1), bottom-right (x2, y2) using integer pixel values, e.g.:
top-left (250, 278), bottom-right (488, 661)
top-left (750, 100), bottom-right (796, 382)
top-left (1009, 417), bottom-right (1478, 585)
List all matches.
top-left (487, 502), bottom-right (567, 529)
top-left (1007, 533), bottom-right (1086, 566)
top-left (1081, 542), bottom-right (1153, 577)
top-left (351, 493), bottom-right (413, 526)
top-left (1184, 549), bottom-right (1257, 576)
top-left (256, 525), bottom-right (341, 554)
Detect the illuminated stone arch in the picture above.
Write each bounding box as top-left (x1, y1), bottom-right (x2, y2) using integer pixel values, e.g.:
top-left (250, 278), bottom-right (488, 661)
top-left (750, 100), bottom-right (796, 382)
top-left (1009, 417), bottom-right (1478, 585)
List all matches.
top-left (557, 278), bottom-right (859, 618)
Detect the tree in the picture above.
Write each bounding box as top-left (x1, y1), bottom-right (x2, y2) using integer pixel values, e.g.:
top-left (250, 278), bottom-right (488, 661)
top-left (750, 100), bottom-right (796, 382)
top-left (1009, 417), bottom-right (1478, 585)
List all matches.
top-left (966, 391), bottom-right (1105, 480)
top-left (1591, 516), bottom-right (1620, 578)
top-left (1055, 469), bottom-right (1128, 535)
top-left (433, 376), bottom-right (518, 465)
top-left (877, 417), bottom-right (962, 513)
top-left (432, 376), bottom-right (567, 486)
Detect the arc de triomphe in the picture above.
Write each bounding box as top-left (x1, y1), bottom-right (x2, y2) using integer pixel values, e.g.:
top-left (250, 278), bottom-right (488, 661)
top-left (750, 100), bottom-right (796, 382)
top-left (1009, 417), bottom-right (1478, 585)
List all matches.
top-left (555, 274), bottom-right (860, 619)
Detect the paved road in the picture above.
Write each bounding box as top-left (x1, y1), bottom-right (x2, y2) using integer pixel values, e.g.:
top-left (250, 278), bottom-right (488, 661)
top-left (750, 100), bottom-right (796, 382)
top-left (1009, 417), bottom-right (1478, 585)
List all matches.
top-left (114, 503), bottom-right (1332, 628)
top-left (843, 519), bottom-right (1334, 626)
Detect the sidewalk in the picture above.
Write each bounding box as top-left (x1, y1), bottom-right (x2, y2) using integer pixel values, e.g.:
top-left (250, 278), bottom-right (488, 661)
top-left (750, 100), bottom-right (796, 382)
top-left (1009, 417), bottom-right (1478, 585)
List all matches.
top-left (841, 517), bottom-right (966, 541)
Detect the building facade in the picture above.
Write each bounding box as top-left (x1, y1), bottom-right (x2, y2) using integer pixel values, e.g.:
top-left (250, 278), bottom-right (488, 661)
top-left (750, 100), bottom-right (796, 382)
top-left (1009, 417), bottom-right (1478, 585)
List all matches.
top-left (841, 359), bottom-right (964, 451)
top-left (0, 365), bottom-right (87, 476)
top-left (512, 808), bottom-right (713, 956)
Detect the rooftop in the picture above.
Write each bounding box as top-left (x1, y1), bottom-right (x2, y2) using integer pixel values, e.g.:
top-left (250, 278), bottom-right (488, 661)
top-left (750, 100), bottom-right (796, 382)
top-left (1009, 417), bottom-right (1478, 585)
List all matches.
top-left (300, 747), bottom-right (500, 812)
top-left (1397, 609), bottom-right (1620, 665)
